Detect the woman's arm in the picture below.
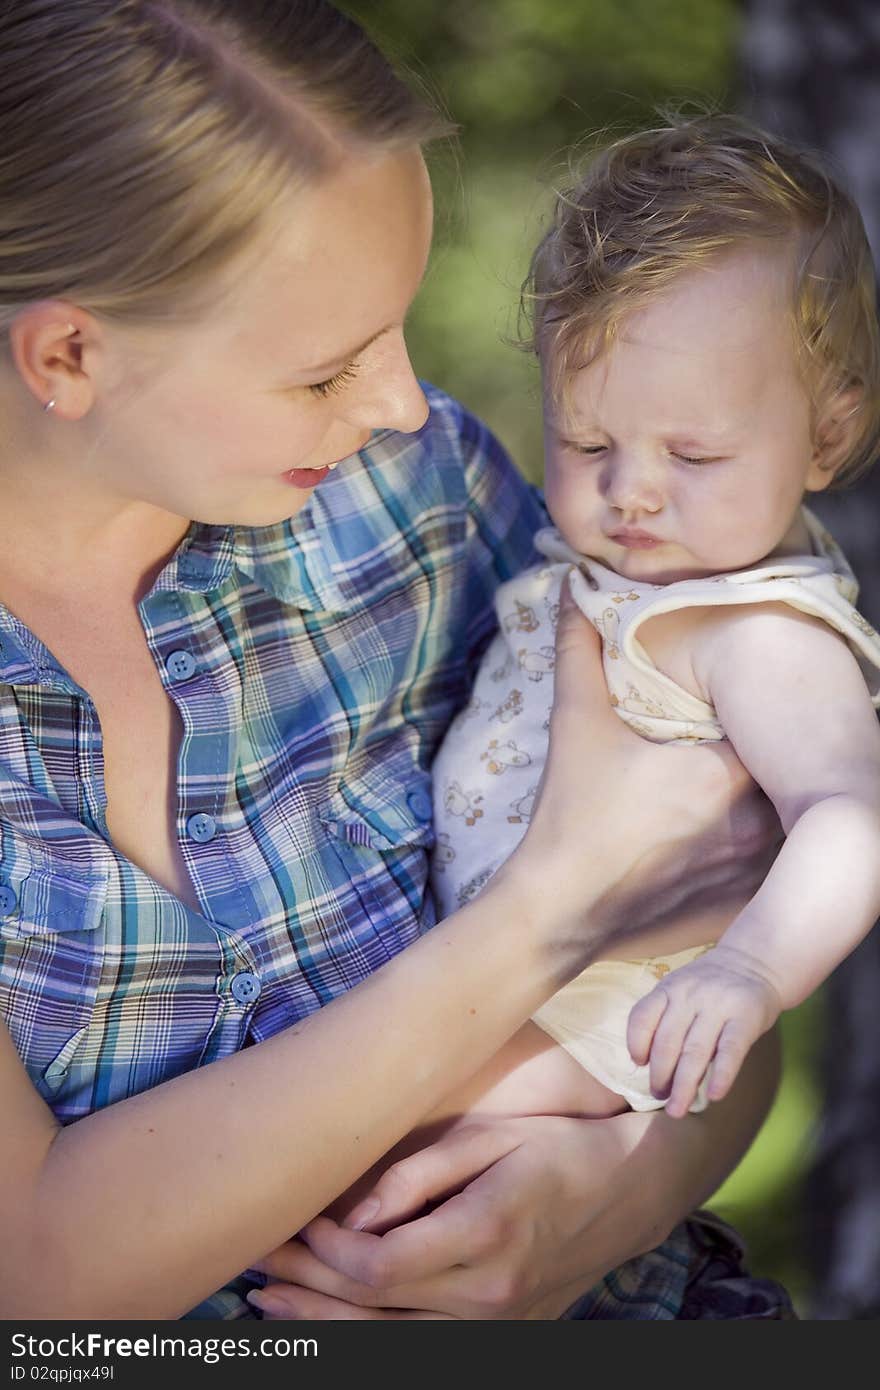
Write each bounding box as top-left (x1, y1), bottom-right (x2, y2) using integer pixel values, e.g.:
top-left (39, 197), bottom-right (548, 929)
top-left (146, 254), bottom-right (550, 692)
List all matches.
top-left (0, 586), bottom-right (779, 1318)
top-left (249, 1026), bottom-right (781, 1319)
top-left (1, 862), bottom-right (582, 1321)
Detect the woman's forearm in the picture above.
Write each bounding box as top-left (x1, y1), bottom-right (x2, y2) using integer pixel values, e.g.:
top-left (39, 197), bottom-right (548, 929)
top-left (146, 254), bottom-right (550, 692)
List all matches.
top-left (11, 865), bottom-right (594, 1319)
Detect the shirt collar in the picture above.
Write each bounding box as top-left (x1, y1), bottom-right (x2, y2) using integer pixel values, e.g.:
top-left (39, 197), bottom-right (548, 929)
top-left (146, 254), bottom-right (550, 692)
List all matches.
top-left (155, 435), bottom-right (403, 613)
top-left (0, 613), bottom-right (89, 693)
top-left (139, 510), bottom-right (352, 613)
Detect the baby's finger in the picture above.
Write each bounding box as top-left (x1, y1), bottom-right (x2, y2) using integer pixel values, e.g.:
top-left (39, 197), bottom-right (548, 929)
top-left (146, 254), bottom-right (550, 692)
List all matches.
top-left (706, 1018), bottom-right (754, 1102)
top-left (647, 998), bottom-right (693, 1100)
top-left (627, 987), bottom-right (670, 1065)
top-left (665, 1014), bottom-right (722, 1118)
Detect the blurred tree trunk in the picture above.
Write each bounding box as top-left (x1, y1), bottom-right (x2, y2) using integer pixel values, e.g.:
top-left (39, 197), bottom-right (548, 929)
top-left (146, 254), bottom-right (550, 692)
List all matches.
top-left (741, 0), bottom-right (880, 1319)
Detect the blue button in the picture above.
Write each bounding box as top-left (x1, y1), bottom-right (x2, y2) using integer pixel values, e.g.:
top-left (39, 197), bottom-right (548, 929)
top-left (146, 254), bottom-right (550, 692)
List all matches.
top-left (405, 786), bottom-right (433, 823)
top-left (165, 650), bottom-right (197, 682)
top-left (0, 884), bottom-right (17, 916)
top-left (231, 971), bottom-right (261, 1005)
top-left (186, 812), bottom-right (217, 844)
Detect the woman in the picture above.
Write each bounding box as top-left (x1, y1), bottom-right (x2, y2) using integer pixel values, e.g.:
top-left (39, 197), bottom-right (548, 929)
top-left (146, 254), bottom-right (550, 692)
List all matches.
top-left (0, 0), bottom-right (785, 1319)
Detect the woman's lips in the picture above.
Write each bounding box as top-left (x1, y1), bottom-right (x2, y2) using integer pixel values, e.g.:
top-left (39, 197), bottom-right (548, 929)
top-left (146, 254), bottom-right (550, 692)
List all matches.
top-left (284, 465), bottom-right (331, 488)
top-left (283, 434), bottom-right (371, 489)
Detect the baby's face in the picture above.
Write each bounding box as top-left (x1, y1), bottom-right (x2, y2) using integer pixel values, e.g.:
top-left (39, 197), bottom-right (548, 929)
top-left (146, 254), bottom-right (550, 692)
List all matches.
top-left (542, 247), bottom-right (832, 584)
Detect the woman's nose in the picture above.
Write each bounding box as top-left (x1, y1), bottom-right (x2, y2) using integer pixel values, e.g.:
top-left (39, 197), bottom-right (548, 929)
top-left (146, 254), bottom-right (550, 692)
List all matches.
top-left (601, 452), bottom-right (664, 513)
top-left (340, 333), bottom-right (429, 435)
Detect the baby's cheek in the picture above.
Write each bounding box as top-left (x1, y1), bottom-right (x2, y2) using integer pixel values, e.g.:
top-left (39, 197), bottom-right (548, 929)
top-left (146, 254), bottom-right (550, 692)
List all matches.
top-left (547, 475), bottom-right (602, 554)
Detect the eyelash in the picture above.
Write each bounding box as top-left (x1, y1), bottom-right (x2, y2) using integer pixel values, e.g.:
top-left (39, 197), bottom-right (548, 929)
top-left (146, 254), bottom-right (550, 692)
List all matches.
top-left (309, 362), bottom-right (360, 398)
top-left (572, 445), bottom-right (717, 466)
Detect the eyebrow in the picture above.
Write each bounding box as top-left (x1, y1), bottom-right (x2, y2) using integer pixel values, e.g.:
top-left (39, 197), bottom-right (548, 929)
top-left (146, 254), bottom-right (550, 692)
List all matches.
top-left (555, 425), bottom-right (739, 448)
top-left (299, 325), bottom-right (393, 377)
top-left (553, 425), bottom-right (605, 447)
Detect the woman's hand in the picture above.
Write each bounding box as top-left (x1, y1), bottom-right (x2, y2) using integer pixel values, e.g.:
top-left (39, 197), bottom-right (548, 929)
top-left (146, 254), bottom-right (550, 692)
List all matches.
top-left (507, 577), bottom-right (783, 957)
top-left (247, 1023), bottom-right (782, 1323)
top-left (248, 1115), bottom-right (652, 1320)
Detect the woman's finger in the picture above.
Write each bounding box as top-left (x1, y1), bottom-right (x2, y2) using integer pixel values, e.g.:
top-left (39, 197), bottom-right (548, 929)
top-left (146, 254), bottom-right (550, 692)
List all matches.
top-left (304, 1184), bottom-right (502, 1290)
top-left (249, 1283), bottom-right (452, 1320)
top-left (251, 1237), bottom-right (381, 1303)
top-left (551, 572), bottom-right (622, 741)
top-left (341, 1121), bottom-right (521, 1233)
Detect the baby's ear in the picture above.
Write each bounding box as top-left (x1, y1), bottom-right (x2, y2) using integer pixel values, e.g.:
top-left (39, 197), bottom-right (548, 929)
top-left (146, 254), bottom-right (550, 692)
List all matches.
top-left (805, 383), bottom-right (864, 490)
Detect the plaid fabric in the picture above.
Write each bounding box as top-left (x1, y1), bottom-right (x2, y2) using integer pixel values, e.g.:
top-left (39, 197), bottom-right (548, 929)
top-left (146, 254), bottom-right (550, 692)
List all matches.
top-left (563, 1210), bottom-right (798, 1320)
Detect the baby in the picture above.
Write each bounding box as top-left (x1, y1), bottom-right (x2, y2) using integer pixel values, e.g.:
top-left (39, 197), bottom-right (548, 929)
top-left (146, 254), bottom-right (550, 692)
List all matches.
top-left (431, 113), bottom-right (880, 1121)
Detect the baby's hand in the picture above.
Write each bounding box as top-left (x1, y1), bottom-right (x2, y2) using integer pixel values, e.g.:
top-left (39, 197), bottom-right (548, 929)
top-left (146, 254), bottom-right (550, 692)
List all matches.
top-left (626, 946), bottom-right (784, 1118)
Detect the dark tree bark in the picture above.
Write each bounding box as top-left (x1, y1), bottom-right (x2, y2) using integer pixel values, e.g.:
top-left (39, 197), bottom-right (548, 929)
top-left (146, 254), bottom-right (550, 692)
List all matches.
top-left (740, 0), bottom-right (880, 1319)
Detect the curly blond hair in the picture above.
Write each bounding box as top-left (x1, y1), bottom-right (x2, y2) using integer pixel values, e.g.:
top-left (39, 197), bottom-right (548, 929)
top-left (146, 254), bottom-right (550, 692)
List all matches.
top-left (525, 113), bottom-right (880, 486)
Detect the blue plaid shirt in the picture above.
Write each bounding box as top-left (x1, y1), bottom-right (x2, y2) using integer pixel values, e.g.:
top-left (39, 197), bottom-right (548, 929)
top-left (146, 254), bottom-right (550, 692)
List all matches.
top-left (0, 386), bottom-right (743, 1321)
top-left (0, 386), bottom-right (547, 1316)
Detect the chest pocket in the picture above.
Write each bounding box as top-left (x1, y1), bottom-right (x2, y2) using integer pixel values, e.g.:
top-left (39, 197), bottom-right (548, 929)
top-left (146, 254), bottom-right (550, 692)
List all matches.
top-left (319, 746), bottom-right (436, 966)
top-left (0, 828), bottom-right (110, 1100)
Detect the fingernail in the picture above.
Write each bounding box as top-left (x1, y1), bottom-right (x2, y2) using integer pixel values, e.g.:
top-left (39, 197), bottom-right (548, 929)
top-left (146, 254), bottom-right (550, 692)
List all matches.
top-left (246, 1290), bottom-right (286, 1316)
top-left (345, 1197), bottom-right (380, 1231)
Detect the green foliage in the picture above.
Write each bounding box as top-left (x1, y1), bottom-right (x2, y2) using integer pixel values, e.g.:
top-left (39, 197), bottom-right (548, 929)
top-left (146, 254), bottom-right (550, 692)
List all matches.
top-left (341, 0), bottom-right (819, 1312)
top-left (349, 0), bottom-right (736, 157)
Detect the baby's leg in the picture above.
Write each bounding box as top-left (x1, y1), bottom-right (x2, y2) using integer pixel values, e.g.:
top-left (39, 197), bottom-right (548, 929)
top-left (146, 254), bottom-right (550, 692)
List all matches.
top-left (425, 1021), bottom-right (628, 1126)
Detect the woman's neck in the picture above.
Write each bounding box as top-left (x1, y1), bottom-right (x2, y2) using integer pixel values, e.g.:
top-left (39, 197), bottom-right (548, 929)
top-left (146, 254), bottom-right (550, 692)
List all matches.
top-left (0, 471), bottom-right (190, 608)
top-left (0, 388), bottom-right (193, 606)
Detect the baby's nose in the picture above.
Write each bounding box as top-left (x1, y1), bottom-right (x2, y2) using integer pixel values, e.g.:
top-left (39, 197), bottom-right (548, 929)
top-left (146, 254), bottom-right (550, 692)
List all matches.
top-left (602, 454), bottom-right (664, 512)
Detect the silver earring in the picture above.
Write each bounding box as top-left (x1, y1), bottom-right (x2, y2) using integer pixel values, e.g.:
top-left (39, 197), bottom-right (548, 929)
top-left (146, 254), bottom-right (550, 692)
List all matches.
top-left (43, 398), bottom-right (56, 413)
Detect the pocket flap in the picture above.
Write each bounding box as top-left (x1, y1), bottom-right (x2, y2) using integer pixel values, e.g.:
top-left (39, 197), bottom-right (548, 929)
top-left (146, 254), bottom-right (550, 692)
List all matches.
top-left (320, 759), bottom-right (435, 853)
top-left (0, 828), bottom-right (110, 938)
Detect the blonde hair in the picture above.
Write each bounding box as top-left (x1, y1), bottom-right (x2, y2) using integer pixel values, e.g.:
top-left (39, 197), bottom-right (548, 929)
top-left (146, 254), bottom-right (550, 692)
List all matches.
top-left (525, 112), bottom-right (880, 486)
top-left (0, 0), bottom-right (451, 329)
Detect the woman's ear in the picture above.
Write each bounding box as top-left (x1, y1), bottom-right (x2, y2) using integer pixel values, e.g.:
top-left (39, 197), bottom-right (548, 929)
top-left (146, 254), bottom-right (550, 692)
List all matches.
top-left (805, 383), bottom-right (864, 491)
top-left (7, 301), bottom-right (95, 420)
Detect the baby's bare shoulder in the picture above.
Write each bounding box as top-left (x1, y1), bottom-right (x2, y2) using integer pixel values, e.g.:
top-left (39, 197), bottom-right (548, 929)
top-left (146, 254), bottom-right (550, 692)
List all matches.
top-left (640, 600), bottom-right (845, 703)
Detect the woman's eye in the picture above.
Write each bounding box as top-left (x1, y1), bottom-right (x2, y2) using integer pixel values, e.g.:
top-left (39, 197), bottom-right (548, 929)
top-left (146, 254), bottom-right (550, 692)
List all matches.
top-left (309, 362), bottom-right (360, 398)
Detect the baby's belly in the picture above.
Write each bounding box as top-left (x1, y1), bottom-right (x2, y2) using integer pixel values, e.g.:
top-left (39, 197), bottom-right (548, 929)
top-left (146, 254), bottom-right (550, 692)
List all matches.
top-left (597, 896), bottom-right (750, 962)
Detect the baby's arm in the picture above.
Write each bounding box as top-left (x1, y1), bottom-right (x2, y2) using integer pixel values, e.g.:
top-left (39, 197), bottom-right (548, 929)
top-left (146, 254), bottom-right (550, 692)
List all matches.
top-left (629, 602), bottom-right (880, 1117)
